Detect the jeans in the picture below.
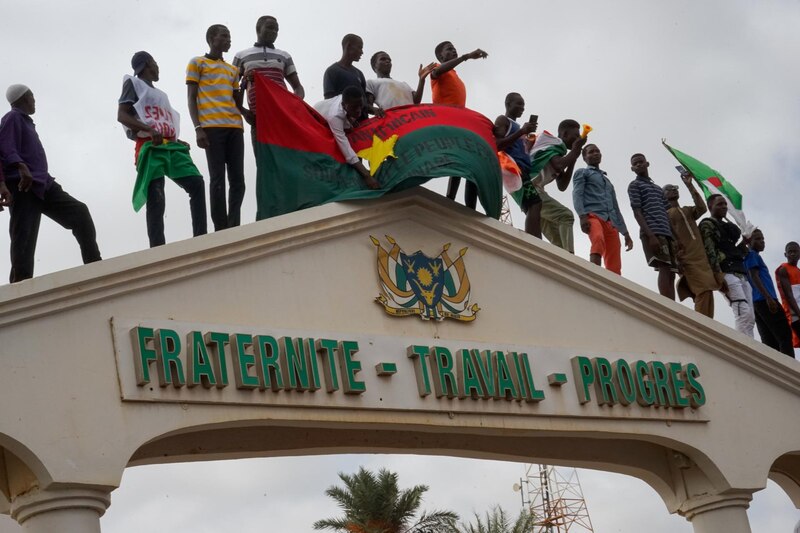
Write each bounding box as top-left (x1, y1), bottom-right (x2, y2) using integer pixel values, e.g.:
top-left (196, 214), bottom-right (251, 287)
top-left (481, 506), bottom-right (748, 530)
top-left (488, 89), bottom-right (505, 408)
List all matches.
top-left (203, 127), bottom-right (245, 230)
top-left (146, 176), bottom-right (207, 248)
top-left (724, 272), bottom-right (755, 337)
top-left (8, 181), bottom-right (101, 283)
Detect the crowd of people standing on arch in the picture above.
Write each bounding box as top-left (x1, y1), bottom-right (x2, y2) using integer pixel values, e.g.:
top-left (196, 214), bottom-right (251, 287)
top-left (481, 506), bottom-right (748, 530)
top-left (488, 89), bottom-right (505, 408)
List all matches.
top-left (0, 15), bottom-right (797, 358)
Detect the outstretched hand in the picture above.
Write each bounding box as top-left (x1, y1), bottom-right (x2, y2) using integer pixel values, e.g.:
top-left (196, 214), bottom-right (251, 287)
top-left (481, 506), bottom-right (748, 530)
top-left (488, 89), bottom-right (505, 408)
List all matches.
top-left (467, 48), bottom-right (488, 60)
top-left (419, 62), bottom-right (436, 79)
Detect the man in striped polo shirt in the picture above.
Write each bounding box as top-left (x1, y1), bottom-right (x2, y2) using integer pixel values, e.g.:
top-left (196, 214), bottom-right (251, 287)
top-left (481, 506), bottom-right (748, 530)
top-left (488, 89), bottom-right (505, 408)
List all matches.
top-left (233, 15), bottom-right (305, 143)
top-left (187, 24), bottom-right (245, 231)
top-left (628, 153), bottom-right (678, 299)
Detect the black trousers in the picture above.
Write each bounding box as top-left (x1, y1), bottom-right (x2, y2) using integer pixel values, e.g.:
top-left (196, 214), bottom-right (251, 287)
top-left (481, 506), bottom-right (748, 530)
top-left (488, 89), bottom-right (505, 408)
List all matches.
top-left (754, 299), bottom-right (795, 358)
top-left (8, 181), bottom-right (101, 283)
top-left (446, 177), bottom-right (477, 210)
top-left (146, 176), bottom-right (207, 248)
top-left (203, 127), bottom-right (245, 231)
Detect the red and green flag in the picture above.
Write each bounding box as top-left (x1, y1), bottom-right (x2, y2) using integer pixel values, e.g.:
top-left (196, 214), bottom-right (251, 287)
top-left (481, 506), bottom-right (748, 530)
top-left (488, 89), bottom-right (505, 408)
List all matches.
top-left (254, 76), bottom-right (502, 219)
top-left (662, 141), bottom-right (753, 234)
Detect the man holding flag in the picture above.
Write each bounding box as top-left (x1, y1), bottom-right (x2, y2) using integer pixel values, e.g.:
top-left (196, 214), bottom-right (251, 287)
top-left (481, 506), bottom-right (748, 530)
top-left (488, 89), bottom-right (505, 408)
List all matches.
top-left (663, 141), bottom-right (758, 335)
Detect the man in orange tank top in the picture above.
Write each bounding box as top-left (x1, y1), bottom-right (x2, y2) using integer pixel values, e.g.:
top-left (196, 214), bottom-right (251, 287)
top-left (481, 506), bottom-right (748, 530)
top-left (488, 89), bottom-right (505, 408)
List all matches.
top-left (430, 41), bottom-right (487, 210)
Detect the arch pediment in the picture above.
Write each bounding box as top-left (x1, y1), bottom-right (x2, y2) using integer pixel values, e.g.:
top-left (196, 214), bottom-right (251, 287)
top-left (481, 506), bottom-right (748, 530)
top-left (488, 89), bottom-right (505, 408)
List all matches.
top-left (0, 188), bottom-right (798, 516)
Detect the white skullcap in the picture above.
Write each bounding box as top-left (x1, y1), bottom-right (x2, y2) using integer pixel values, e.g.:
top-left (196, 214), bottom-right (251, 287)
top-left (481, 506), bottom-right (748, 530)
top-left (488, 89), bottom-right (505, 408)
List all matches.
top-left (6, 84), bottom-right (31, 105)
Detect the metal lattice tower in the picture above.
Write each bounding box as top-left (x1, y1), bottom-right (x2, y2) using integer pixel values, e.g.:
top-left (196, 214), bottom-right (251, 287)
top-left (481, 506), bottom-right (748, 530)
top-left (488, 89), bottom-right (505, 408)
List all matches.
top-left (499, 195), bottom-right (514, 226)
top-left (513, 464), bottom-right (595, 533)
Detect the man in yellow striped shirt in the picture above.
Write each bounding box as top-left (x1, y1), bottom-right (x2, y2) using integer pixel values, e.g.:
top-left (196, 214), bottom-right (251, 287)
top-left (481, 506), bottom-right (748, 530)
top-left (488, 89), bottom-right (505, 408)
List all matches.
top-left (187, 24), bottom-right (245, 231)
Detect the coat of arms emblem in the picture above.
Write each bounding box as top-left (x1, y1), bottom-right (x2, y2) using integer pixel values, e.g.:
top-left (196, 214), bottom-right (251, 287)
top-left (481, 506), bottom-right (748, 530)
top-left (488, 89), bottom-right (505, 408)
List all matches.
top-left (370, 235), bottom-right (480, 322)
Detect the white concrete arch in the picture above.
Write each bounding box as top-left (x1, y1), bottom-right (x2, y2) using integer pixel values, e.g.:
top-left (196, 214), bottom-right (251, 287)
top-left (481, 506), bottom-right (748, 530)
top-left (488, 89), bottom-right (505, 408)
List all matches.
top-left (1, 189), bottom-right (798, 533)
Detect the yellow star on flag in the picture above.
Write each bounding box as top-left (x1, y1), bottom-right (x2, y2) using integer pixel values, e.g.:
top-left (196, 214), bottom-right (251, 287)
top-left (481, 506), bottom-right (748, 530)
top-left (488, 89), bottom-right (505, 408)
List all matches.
top-left (357, 134), bottom-right (399, 176)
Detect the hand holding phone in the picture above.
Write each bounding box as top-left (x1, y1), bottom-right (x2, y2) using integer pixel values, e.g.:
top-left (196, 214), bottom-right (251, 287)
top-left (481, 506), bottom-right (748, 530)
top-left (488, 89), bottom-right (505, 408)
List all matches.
top-left (529, 114), bottom-right (538, 132)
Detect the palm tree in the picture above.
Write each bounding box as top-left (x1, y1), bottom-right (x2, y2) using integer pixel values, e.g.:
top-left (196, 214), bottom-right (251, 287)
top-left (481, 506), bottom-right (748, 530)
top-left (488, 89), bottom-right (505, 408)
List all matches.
top-left (313, 466), bottom-right (458, 533)
top-left (455, 506), bottom-right (537, 533)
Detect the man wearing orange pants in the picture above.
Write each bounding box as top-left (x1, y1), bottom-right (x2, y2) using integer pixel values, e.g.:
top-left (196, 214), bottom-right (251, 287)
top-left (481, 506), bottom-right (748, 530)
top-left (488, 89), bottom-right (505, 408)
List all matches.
top-left (572, 144), bottom-right (633, 274)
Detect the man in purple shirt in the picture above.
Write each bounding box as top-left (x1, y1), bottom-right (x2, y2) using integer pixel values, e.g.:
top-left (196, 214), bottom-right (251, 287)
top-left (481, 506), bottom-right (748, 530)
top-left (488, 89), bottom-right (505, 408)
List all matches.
top-left (0, 84), bottom-right (101, 283)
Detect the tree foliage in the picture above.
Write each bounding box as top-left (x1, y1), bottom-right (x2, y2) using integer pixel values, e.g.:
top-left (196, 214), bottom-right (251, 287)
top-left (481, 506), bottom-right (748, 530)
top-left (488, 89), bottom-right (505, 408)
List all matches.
top-left (313, 467), bottom-right (458, 533)
top-left (454, 506), bottom-right (537, 533)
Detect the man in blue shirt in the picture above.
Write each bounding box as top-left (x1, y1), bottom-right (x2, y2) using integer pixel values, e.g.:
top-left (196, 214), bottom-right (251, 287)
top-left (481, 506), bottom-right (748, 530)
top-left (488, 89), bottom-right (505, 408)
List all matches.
top-left (0, 84), bottom-right (101, 283)
top-left (572, 144), bottom-right (632, 274)
top-left (745, 229), bottom-right (794, 357)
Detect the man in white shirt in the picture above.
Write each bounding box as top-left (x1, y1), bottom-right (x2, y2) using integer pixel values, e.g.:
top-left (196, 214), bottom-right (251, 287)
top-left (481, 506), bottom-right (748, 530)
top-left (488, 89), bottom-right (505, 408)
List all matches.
top-left (317, 86), bottom-right (379, 190)
top-left (366, 51), bottom-right (434, 110)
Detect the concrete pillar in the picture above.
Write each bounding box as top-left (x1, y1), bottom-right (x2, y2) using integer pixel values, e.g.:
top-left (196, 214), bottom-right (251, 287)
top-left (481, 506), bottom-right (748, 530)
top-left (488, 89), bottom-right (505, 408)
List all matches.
top-left (681, 491), bottom-right (753, 533)
top-left (10, 487), bottom-right (110, 533)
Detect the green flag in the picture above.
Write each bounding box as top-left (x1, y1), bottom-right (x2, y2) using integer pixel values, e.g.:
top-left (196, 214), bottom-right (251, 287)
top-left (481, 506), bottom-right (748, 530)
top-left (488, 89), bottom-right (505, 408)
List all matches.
top-left (663, 141), bottom-right (752, 233)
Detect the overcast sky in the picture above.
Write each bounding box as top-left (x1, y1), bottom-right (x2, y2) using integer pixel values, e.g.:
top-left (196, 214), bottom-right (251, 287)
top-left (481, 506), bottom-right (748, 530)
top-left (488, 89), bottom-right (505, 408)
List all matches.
top-left (1, 0), bottom-right (800, 531)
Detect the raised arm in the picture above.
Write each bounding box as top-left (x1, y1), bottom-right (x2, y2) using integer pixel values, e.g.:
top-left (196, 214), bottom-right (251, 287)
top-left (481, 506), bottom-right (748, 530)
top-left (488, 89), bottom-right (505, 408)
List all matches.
top-left (682, 173), bottom-right (707, 218)
top-left (431, 49), bottom-right (487, 79)
top-left (413, 63), bottom-right (436, 104)
top-left (549, 136), bottom-right (587, 191)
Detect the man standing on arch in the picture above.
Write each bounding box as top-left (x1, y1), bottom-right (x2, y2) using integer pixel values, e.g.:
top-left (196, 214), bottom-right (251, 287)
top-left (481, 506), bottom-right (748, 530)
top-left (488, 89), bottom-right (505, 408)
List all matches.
top-left (664, 174), bottom-right (722, 318)
top-left (117, 52), bottom-right (208, 248)
top-left (323, 34), bottom-right (367, 111)
top-left (187, 24), bottom-right (245, 231)
top-left (233, 15), bottom-right (305, 143)
top-left (699, 194), bottom-right (754, 337)
top-left (572, 143), bottom-right (632, 274)
top-left (0, 84), bottom-right (101, 282)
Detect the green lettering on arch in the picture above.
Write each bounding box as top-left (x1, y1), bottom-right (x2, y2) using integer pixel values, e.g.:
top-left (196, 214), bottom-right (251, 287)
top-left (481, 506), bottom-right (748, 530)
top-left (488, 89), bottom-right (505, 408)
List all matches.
top-left (457, 349), bottom-right (484, 399)
top-left (187, 330), bottom-right (216, 388)
top-left (649, 361), bottom-right (675, 407)
top-left (429, 346), bottom-right (458, 398)
top-left (571, 356), bottom-right (595, 404)
top-left (281, 336), bottom-right (311, 391)
top-left (155, 328), bottom-right (185, 388)
top-left (493, 352), bottom-right (518, 401)
top-left (612, 359), bottom-right (636, 406)
top-left (594, 357), bottom-right (617, 405)
top-left (255, 335), bottom-right (283, 391)
top-left (634, 360), bottom-right (655, 406)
